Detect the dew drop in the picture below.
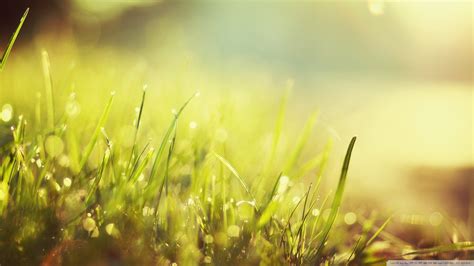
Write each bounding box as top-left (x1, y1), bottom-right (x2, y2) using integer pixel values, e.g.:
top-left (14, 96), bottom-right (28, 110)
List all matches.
top-left (45, 135), bottom-right (64, 157)
top-left (63, 177), bottom-right (72, 188)
top-left (344, 212), bottom-right (357, 225)
top-left (82, 217), bottom-right (96, 232)
top-left (227, 225), bottom-right (240, 238)
top-left (1, 104), bottom-right (13, 122)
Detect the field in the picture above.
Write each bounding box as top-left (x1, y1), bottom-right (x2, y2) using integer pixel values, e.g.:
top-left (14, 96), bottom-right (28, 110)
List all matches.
top-left (0, 7), bottom-right (473, 265)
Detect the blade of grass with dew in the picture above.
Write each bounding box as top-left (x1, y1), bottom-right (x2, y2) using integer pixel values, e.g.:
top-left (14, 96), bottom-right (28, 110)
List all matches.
top-left (257, 172), bottom-right (283, 229)
top-left (86, 145), bottom-right (111, 204)
top-left (214, 152), bottom-right (258, 212)
top-left (154, 124), bottom-right (177, 215)
top-left (126, 85), bottom-right (147, 176)
top-left (279, 189), bottom-right (310, 247)
top-left (41, 50), bottom-right (55, 129)
top-left (295, 187), bottom-right (321, 260)
top-left (283, 111), bottom-right (319, 175)
top-left (149, 92), bottom-right (198, 182)
top-left (346, 213), bottom-right (376, 263)
top-left (0, 8), bottom-right (29, 70)
top-left (307, 192), bottom-right (331, 248)
top-left (313, 136), bottom-right (357, 261)
top-left (128, 142), bottom-right (150, 179)
top-left (402, 241), bottom-right (474, 256)
top-left (78, 92), bottom-right (115, 173)
top-left (66, 129), bottom-right (80, 174)
top-left (346, 215), bottom-right (394, 265)
top-left (130, 147), bottom-right (154, 183)
top-left (264, 87), bottom-right (290, 174)
top-left (366, 214), bottom-right (393, 246)
top-left (295, 153), bottom-right (323, 180)
top-left (364, 242), bottom-right (474, 265)
top-left (295, 137), bottom-right (332, 182)
top-left (313, 138), bottom-right (333, 186)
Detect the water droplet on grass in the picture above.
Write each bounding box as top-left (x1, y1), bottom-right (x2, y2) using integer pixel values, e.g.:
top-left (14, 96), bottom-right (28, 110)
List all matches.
top-left (38, 188), bottom-right (46, 198)
top-left (203, 256), bottom-right (212, 263)
top-left (65, 100), bottom-right (80, 117)
top-left (311, 209), bottom-right (320, 217)
top-left (105, 223), bottom-right (119, 237)
top-left (187, 198), bottom-right (195, 206)
top-left (189, 121), bottom-right (198, 129)
top-left (277, 175), bottom-right (290, 194)
top-left (91, 227), bottom-right (99, 238)
top-left (53, 181), bottom-right (61, 192)
top-left (63, 177), bottom-right (72, 187)
top-left (344, 212), bottom-right (357, 225)
top-left (58, 155), bottom-right (70, 167)
top-left (82, 217), bottom-right (96, 232)
top-left (292, 196), bottom-right (300, 204)
top-left (227, 225), bottom-right (240, 238)
top-left (204, 234), bottom-right (214, 244)
top-left (1, 104), bottom-right (13, 122)
top-left (45, 135), bottom-right (64, 157)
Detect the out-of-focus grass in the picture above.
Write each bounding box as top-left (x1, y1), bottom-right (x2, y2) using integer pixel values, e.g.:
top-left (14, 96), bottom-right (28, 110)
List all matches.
top-left (0, 18), bottom-right (473, 265)
top-left (0, 8), bottom-right (28, 70)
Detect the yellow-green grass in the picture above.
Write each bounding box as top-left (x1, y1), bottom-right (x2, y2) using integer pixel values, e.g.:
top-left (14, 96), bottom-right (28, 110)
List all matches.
top-left (0, 12), bottom-right (472, 265)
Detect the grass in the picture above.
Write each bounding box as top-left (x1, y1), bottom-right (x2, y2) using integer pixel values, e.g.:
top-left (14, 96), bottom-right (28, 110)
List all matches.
top-left (0, 11), bottom-right (473, 265)
top-left (0, 8), bottom-right (29, 71)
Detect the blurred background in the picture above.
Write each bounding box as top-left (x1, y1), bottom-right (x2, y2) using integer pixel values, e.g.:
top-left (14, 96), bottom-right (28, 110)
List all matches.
top-left (1, 1), bottom-right (472, 224)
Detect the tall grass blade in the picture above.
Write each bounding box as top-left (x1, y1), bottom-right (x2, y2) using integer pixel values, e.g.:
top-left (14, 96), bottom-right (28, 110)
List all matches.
top-left (85, 147), bottom-right (111, 204)
top-left (214, 152), bottom-right (258, 211)
top-left (149, 92), bottom-right (198, 181)
top-left (78, 92), bottom-right (115, 173)
top-left (264, 88), bottom-right (290, 173)
top-left (126, 85), bottom-right (147, 176)
top-left (313, 136), bottom-right (357, 261)
top-left (402, 241), bottom-right (474, 256)
top-left (366, 214), bottom-right (393, 246)
top-left (283, 111), bottom-right (319, 174)
top-left (41, 50), bottom-right (55, 129)
top-left (154, 124), bottom-right (177, 213)
top-left (0, 8), bottom-right (29, 70)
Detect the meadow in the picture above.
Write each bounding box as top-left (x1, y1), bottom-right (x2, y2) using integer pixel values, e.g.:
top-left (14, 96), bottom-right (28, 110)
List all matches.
top-left (0, 9), bottom-right (473, 265)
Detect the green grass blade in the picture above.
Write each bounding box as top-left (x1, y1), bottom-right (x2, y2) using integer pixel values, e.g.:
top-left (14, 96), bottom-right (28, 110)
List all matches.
top-left (129, 144), bottom-right (153, 183)
top-left (135, 85), bottom-right (147, 131)
top-left (264, 88), bottom-right (290, 173)
top-left (78, 92), bottom-right (115, 173)
top-left (0, 8), bottom-right (29, 70)
top-left (154, 124), bottom-right (177, 213)
top-left (366, 214), bottom-right (393, 246)
top-left (402, 241), bottom-right (474, 256)
top-left (126, 85), bottom-right (147, 176)
top-left (149, 92), bottom-right (198, 181)
top-left (41, 50), bottom-right (55, 129)
top-left (283, 111), bottom-right (319, 175)
top-left (268, 172), bottom-right (283, 202)
top-left (214, 152), bottom-right (258, 211)
top-left (85, 146), bottom-right (111, 204)
top-left (313, 136), bottom-right (357, 261)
